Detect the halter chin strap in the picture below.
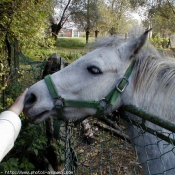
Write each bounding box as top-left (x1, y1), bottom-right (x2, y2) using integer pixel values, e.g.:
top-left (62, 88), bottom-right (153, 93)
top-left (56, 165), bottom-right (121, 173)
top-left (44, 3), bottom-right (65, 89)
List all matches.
top-left (44, 60), bottom-right (135, 121)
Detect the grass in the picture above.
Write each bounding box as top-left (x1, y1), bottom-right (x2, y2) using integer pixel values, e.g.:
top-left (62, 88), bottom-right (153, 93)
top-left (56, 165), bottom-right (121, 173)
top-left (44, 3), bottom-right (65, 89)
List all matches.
top-left (55, 37), bottom-right (87, 48)
top-left (54, 37), bottom-right (95, 63)
top-left (24, 37), bottom-right (95, 63)
top-left (55, 37), bottom-right (95, 48)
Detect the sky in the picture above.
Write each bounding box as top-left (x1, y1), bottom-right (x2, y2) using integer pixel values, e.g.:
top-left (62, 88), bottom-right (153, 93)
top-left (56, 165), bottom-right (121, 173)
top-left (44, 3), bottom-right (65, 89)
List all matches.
top-left (131, 12), bottom-right (142, 22)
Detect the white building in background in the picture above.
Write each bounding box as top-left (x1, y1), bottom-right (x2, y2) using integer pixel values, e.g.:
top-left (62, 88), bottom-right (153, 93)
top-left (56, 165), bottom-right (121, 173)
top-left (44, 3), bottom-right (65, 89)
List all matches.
top-left (59, 24), bottom-right (84, 38)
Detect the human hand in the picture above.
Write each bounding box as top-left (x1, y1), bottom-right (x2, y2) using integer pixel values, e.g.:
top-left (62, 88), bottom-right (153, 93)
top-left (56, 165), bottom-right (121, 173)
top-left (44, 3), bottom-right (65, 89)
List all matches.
top-left (8, 88), bottom-right (28, 115)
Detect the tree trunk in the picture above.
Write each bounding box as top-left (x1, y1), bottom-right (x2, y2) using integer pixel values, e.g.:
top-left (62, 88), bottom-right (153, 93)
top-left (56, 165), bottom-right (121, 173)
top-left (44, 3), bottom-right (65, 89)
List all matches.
top-left (5, 34), bottom-right (12, 67)
top-left (14, 38), bottom-right (19, 70)
top-left (86, 30), bottom-right (90, 44)
top-left (51, 22), bottom-right (62, 40)
top-left (55, 22), bottom-right (62, 38)
top-left (95, 30), bottom-right (99, 41)
top-left (2, 75), bottom-right (6, 108)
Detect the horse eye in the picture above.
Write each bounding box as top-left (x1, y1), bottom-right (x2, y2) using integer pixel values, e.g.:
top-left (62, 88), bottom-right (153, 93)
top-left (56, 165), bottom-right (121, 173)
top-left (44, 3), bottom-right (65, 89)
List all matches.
top-left (87, 66), bottom-right (102, 74)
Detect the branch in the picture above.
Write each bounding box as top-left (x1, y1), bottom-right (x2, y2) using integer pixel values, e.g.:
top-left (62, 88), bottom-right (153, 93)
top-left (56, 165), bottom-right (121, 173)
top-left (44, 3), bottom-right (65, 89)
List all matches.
top-left (94, 121), bottom-right (130, 143)
top-left (59, 0), bottom-right (72, 25)
top-left (61, 14), bottom-right (71, 27)
top-left (98, 115), bottom-right (122, 131)
top-left (55, 0), bottom-right (72, 34)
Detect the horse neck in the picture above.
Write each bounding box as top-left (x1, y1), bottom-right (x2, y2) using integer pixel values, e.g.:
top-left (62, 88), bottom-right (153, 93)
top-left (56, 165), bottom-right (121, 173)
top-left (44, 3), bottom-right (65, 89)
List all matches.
top-left (122, 56), bottom-right (175, 121)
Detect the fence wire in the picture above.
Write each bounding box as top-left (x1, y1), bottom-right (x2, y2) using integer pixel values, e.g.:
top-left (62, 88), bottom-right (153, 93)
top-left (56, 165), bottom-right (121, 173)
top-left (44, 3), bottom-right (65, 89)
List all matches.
top-left (57, 109), bottom-right (175, 175)
top-left (58, 116), bottom-right (142, 175)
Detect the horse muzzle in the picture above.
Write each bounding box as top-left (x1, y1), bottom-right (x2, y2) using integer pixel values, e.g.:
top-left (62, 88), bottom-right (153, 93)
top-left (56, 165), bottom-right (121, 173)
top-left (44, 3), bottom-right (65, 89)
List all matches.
top-left (23, 80), bottom-right (56, 123)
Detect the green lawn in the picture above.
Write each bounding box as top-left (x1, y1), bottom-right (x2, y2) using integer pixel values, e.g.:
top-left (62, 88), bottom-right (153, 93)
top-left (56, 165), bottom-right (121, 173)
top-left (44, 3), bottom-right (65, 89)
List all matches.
top-left (55, 37), bottom-right (87, 48)
top-left (25, 37), bottom-right (95, 63)
top-left (55, 37), bottom-right (95, 48)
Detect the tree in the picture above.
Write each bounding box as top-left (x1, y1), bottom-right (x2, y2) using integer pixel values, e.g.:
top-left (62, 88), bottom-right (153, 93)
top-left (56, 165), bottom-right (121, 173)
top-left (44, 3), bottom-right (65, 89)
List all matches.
top-left (149, 1), bottom-right (175, 36)
top-left (49, 0), bottom-right (73, 39)
top-left (70, 0), bottom-right (100, 43)
top-left (94, 0), bottom-right (137, 36)
top-left (130, 0), bottom-right (175, 37)
top-left (0, 0), bottom-right (54, 51)
top-left (0, 0), bottom-right (55, 100)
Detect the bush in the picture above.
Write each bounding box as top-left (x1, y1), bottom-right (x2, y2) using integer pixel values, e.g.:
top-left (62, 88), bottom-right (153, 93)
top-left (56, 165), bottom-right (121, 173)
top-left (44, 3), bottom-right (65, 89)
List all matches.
top-left (0, 119), bottom-right (48, 171)
top-left (149, 36), bottom-right (169, 49)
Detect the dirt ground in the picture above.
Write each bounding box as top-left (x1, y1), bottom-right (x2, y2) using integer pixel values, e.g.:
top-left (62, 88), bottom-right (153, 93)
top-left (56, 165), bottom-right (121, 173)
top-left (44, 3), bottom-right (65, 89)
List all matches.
top-left (70, 117), bottom-right (144, 175)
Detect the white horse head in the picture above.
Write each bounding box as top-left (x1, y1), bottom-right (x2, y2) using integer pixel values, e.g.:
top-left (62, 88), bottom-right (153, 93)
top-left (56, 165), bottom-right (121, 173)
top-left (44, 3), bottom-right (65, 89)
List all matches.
top-left (23, 30), bottom-right (150, 123)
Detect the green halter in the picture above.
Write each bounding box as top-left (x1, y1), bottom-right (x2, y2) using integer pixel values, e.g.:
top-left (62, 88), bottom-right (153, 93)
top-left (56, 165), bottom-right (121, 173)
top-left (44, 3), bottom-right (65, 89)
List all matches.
top-left (44, 60), bottom-right (135, 139)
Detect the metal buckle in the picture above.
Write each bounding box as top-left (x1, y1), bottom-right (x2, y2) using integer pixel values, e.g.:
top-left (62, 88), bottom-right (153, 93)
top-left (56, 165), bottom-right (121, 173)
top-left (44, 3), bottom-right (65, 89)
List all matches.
top-left (99, 98), bottom-right (108, 109)
top-left (116, 77), bottom-right (129, 93)
top-left (54, 97), bottom-right (64, 107)
top-left (98, 99), bottom-right (113, 113)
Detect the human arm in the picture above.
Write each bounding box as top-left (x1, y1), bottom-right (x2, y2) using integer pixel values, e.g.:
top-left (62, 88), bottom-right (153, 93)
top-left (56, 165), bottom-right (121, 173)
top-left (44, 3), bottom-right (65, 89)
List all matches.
top-left (0, 88), bottom-right (28, 162)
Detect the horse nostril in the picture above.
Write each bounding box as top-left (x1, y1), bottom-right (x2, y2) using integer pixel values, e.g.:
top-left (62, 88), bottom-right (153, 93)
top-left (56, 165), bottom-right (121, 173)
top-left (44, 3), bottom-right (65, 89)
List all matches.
top-left (25, 93), bottom-right (37, 108)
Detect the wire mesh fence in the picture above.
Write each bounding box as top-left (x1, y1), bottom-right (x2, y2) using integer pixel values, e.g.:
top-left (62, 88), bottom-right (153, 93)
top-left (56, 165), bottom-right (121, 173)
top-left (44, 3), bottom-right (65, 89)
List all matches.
top-left (56, 106), bottom-right (175, 175)
top-left (67, 116), bottom-right (143, 175)
top-left (120, 106), bottom-right (175, 175)
top-left (15, 51), bottom-right (44, 87)
top-left (57, 117), bottom-right (138, 175)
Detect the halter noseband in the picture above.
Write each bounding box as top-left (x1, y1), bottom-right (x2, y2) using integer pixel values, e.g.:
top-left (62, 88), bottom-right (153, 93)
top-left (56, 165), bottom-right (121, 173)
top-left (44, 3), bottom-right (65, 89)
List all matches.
top-left (44, 60), bottom-right (135, 121)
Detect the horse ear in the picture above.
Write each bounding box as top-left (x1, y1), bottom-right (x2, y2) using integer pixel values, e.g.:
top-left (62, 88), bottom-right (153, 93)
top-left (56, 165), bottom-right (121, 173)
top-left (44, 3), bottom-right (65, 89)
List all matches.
top-left (128, 28), bottom-right (152, 56)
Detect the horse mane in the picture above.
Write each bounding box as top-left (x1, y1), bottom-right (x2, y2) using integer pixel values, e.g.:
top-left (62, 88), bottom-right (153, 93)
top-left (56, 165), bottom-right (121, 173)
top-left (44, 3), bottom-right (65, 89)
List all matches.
top-left (133, 44), bottom-right (175, 93)
top-left (139, 41), bottom-right (175, 119)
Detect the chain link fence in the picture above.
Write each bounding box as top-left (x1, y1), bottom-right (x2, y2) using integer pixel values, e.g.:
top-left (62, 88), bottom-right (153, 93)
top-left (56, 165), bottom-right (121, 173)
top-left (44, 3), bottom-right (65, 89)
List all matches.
top-left (58, 106), bottom-right (175, 175)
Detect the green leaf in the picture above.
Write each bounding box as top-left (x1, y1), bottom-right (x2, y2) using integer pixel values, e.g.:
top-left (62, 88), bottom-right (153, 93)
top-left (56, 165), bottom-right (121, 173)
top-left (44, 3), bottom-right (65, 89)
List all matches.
top-left (34, 149), bottom-right (38, 156)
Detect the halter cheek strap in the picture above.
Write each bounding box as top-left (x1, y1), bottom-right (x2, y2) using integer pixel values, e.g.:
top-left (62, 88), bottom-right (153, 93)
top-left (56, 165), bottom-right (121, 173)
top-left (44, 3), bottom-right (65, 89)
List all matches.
top-left (44, 60), bottom-right (135, 138)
